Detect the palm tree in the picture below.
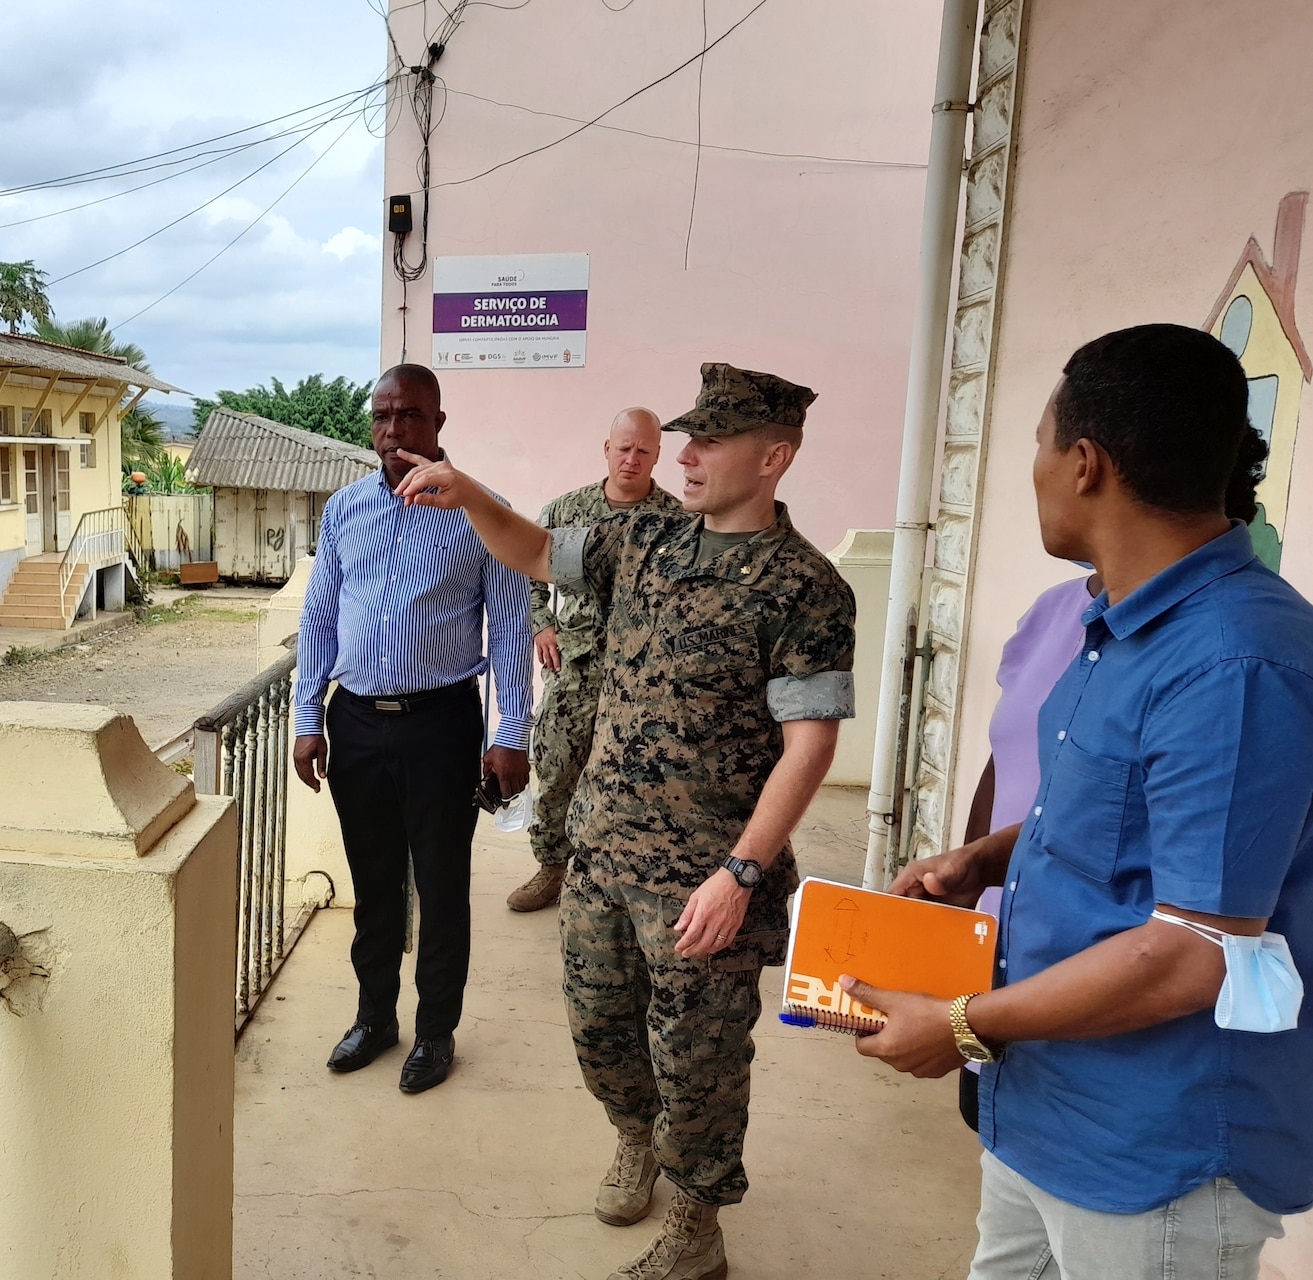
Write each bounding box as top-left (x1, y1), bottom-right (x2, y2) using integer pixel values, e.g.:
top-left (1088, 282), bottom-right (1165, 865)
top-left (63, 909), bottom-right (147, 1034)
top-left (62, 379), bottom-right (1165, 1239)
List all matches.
top-left (36, 314), bottom-right (162, 468)
top-left (34, 315), bottom-right (150, 371)
top-left (121, 407), bottom-right (165, 472)
top-left (0, 260), bottom-right (52, 334)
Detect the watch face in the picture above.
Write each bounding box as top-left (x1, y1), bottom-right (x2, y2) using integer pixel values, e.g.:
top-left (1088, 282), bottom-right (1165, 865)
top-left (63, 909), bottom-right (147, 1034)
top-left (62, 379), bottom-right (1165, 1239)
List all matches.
top-left (957, 1039), bottom-right (994, 1065)
top-left (739, 862), bottom-right (764, 887)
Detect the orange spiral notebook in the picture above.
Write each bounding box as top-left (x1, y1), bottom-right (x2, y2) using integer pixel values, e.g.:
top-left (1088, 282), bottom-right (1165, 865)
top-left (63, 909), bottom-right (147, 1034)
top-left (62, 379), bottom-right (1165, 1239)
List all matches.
top-left (779, 876), bottom-right (998, 1034)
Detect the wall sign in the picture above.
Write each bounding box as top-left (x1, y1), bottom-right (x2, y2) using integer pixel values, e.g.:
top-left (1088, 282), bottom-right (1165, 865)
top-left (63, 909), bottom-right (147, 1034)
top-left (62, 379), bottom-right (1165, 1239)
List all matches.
top-left (432, 253), bottom-right (589, 369)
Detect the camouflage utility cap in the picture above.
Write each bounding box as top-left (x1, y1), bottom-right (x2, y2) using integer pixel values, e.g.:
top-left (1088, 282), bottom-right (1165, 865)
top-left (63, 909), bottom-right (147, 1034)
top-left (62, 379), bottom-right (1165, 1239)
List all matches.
top-left (662, 362), bottom-right (817, 438)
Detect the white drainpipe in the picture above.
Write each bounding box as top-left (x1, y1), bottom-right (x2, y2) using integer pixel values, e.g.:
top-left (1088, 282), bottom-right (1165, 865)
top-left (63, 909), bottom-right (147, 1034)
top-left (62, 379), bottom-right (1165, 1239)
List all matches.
top-left (862, 0), bottom-right (980, 889)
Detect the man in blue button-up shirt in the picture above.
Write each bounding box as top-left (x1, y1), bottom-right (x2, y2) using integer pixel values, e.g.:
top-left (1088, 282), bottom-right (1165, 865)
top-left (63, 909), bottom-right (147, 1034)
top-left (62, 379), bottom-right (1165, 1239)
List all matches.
top-left (847, 326), bottom-right (1313, 1279)
top-left (293, 364), bottom-right (533, 1094)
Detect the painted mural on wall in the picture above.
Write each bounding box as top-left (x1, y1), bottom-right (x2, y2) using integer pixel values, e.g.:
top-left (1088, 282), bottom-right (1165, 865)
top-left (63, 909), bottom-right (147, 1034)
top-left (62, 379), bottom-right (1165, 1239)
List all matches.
top-left (1204, 191), bottom-right (1310, 572)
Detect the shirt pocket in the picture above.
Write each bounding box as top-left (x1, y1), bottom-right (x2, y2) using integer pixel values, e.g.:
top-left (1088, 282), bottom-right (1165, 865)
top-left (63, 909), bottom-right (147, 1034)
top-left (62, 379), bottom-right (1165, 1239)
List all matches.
top-left (666, 635), bottom-right (765, 703)
top-left (1035, 739), bottom-right (1132, 883)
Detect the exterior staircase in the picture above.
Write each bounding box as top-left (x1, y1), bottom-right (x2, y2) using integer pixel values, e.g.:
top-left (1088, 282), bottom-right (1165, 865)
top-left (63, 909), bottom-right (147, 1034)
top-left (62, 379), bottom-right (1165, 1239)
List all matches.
top-left (0, 555), bottom-right (92, 630)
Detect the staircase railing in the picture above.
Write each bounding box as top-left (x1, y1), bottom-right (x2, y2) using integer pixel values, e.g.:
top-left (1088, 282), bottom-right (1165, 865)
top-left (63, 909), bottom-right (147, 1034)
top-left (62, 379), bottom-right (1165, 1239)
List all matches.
top-left (58, 507), bottom-right (126, 619)
top-left (121, 505), bottom-right (149, 575)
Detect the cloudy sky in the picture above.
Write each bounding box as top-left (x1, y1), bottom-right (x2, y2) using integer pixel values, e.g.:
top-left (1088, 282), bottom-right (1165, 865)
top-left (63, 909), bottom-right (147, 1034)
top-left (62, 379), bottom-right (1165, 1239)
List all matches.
top-left (3, 0), bottom-right (389, 403)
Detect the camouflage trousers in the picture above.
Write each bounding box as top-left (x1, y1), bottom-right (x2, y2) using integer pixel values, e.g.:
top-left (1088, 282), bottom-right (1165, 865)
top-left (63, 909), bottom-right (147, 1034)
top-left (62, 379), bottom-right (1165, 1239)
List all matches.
top-left (560, 860), bottom-right (763, 1206)
top-left (529, 664), bottom-right (599, 868)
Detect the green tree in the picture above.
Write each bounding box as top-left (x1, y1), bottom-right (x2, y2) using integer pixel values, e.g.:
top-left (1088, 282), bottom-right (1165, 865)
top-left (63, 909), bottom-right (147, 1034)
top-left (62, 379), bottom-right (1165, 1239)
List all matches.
top-left (36, 313), bottom-right (163, 471)
top-left (34, 315), bottom-right (149, 370)
top-left (192, 374), bottom-right (373, 447)
top-left (120, 407), bottom-right (166, 473)
top-left (0, 260), bottom-right (52, 334)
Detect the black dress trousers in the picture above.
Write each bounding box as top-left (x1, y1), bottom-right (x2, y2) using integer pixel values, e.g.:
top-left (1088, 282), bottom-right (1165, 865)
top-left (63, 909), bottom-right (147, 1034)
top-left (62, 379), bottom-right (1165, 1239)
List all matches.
top-left (325, 682), bottom-right (483, 1039)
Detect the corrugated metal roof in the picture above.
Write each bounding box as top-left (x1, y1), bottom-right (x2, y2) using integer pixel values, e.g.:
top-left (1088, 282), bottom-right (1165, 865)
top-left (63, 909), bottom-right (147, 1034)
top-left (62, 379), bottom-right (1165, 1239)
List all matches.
top-left (188, 408), bottom-right (378, 492)
top-left (0, 332), bottom-right (184, 393)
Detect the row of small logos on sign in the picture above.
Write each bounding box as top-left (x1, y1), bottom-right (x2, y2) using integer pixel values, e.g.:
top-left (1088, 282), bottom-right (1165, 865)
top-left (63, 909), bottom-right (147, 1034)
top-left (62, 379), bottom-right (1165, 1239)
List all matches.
top-left (433, 348), bottom-right (577, 365)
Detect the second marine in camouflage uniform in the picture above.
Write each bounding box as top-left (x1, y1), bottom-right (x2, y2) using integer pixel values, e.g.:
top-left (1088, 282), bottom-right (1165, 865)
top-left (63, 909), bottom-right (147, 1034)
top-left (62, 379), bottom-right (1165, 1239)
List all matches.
top-left (526, 479), bottom-right (682, 873)
top-left (551, 364), bottom-right (857, 1279)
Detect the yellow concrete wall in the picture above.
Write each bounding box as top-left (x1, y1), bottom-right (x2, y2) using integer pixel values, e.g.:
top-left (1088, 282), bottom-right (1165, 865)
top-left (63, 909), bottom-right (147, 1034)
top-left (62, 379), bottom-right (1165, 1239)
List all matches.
top-left (0, 703), bottom-right (236, 1278)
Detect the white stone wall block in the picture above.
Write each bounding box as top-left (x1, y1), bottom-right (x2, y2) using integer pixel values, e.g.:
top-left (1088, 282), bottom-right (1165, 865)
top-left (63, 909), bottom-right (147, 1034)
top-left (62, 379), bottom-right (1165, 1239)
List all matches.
top-left (959, 224), bottom-right (999, 300)
top-left (928, 646), bottom-right (958, 707)
top-left (933, 518), bottom-right (971, 579)
top-left (939, 443), bottom-right (979, 509)
top-left (945, 373), bottom-right (986, 438)
top-left (965, 148), bottom-right (1007, 228)
top-left (974, 77), bottom-right (1016, 155)
top-left (979, 1), bottom-right (1020, 86)
top-left (912, 779), bottom-right (944, 847)
top-left (928, 577), bottom-right (962, 643)
top-left (921, 707), bottom-right (952, 776)
top-left (954, 300), bottom-right (992, 370)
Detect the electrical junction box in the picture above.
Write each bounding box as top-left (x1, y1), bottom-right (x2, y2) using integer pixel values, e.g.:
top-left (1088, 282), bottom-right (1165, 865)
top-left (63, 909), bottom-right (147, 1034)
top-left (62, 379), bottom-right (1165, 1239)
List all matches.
top-left (388, 194), bottom-right (413, 235)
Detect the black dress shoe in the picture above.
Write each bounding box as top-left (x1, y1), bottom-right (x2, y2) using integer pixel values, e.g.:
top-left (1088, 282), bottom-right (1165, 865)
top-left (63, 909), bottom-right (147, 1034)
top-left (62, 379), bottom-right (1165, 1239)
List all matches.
top-left (326, 1019), bottom-right (400, 1072)
top-left (399, 1034), bottom-right (455, 1093)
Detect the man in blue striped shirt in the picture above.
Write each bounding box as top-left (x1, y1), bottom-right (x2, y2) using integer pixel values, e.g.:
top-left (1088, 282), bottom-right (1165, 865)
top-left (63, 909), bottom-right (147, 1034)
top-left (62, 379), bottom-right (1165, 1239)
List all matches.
top-left (293, 364), bottom-right (533, 1094)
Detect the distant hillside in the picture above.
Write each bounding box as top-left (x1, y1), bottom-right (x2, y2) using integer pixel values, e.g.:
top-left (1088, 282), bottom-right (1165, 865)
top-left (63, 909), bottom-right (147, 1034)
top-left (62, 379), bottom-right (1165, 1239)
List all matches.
top-left (139, 399), bottom-right (197, 443)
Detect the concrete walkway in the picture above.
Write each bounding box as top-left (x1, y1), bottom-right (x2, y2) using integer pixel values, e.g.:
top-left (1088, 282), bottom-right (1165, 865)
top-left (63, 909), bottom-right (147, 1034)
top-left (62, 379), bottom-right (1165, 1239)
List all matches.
top-left (234, 789), bottom-right (982, 1279)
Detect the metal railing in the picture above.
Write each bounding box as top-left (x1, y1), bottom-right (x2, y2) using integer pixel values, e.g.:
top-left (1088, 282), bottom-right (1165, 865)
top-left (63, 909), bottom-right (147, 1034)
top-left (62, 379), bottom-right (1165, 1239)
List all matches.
top-left (121, 505), bottom-right (149, 573)
top-left (58, 506), bottom-right (126, 616)
top-left (193, 647), bottom-right (315, 1034)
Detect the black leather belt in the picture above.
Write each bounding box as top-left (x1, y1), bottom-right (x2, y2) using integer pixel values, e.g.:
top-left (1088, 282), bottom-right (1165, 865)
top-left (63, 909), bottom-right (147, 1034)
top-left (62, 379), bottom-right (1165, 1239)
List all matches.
top-left (339, 677), bottom-right (477, 714)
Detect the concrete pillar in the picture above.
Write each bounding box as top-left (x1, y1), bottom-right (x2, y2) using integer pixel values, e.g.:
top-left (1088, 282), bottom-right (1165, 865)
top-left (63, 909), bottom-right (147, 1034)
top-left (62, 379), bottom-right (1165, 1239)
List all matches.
top-left (826, 530), bottom-right (894, 786)
top-left (102, 561), bottom-right (126, 612)
top-left (256, 556), bottom-right (356, 907)
top-left (0, 702), bottom-right (236, 1279)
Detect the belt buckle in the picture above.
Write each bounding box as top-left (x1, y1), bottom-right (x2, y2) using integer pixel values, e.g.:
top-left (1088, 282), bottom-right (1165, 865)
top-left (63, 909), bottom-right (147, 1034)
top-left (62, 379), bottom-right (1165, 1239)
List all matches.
top-left (375, 698), bottom-right (405, 713)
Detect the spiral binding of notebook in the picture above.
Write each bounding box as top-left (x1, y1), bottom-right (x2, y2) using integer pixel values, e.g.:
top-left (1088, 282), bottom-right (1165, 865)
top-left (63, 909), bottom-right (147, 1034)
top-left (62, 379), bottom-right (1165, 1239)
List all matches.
top-left (779, 1006), bottom-right (886, 1035)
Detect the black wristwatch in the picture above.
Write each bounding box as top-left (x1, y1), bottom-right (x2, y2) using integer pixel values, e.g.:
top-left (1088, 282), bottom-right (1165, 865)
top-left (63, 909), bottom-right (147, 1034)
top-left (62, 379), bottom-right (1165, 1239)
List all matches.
top-left (722, 855), bottom-right (764, 889)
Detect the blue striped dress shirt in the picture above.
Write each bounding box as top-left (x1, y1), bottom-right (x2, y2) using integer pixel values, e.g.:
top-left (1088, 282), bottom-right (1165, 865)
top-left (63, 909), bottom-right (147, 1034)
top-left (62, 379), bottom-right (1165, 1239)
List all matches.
top-left (294, 467), bottom-right (534, 748)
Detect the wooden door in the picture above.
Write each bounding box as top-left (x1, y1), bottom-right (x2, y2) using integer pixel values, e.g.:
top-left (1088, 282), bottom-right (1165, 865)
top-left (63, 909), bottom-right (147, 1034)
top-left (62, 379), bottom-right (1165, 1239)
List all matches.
top-left (22, 447), bottom-right (42, 554)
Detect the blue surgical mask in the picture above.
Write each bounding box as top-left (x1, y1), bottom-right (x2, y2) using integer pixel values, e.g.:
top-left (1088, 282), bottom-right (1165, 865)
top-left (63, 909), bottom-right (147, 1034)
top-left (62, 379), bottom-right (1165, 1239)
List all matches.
top-left (1151, 910), bottom-right (1304, 1033)
top-left (1069, 560), bottom-right (1095, 571)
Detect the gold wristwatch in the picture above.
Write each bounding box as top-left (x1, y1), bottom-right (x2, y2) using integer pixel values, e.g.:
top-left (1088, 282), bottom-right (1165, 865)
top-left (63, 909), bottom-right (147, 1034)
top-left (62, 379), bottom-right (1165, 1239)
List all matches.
top-left (949, 993), bottom-right (999, 1064)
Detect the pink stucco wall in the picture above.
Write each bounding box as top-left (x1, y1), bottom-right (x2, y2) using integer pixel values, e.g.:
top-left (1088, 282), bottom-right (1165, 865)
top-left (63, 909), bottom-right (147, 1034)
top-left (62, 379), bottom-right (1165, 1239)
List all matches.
top-left (381, 0), bottom-right (941, 551)
top-left (955, 3), bottom-right (1313, 1268)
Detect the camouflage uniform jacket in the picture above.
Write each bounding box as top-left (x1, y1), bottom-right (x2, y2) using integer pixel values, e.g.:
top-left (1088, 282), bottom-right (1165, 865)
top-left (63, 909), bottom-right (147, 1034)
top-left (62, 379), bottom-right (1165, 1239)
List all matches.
top-left (551, 503), bottom-right (856, 929)
top-left (531, 481), bottom-right (683, 667)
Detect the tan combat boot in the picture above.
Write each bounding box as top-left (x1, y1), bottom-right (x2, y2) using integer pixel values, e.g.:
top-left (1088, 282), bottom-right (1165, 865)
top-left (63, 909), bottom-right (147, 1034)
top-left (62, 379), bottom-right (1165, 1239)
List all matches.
top-left (606, 1189), bottom-right (727, 1280)
top-left (596, 1131), bottom-right (660, 1226)
top-left (506, 864), bottom-right (566, 912)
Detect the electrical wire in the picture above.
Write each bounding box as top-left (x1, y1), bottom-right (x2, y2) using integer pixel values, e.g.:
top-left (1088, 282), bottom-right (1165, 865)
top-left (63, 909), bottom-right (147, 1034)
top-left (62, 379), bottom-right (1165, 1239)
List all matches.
top-left (114, 113), bottom-right (362, 331)
top-left (49, 92), bottom-right (370, 287)
top-left (0, 85), bottom-right (390, 231)
top-left (0, 84), bottom-right (386, 199)
top-left (434, 85), bottom-right (922, 169)
top-left (429, 0), bottom-right (775, 191)
top-left (684, 0), bottom-right (706, 270)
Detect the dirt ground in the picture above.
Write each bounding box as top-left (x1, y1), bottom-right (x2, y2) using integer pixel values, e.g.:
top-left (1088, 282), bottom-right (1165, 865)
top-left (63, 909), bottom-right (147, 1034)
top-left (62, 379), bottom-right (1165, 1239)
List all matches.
top-left (0, 589), bottom-right (275, 749)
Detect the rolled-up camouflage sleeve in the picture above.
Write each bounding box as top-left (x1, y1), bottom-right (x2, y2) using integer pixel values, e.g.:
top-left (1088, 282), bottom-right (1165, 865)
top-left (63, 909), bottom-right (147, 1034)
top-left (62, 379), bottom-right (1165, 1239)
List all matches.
top-left (766, 575), bottom-right (858, 722)
top-left (549, 513), bottom-right (630, 612)
top-left (530, 499), bottom-right (557, 636)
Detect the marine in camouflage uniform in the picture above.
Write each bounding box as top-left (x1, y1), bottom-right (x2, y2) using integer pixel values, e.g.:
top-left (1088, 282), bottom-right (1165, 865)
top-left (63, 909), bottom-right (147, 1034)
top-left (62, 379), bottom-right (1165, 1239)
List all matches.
top-left (524, 479), bottom-right (682, 876)
top-left (549, 364), bottom-right (856, 1278)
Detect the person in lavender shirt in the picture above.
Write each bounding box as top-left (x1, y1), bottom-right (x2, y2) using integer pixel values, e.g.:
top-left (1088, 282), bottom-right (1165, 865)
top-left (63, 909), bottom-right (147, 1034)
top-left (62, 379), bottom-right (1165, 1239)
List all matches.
top-left (956, 421), bottom-right (1268, 1132)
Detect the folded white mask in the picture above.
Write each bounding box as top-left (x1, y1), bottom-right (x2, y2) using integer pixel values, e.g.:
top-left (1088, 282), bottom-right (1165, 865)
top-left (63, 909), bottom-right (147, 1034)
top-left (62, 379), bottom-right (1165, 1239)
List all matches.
top-left (1150, 910), bottom-right (1304, 1033)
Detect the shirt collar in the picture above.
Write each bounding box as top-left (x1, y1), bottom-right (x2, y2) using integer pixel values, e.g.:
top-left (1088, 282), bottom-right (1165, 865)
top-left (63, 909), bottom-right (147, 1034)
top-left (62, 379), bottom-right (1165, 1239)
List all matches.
top-left (1087, 522), bottom-right (1257, 640)
top-left (664, 501), bottom-right (794, 583)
